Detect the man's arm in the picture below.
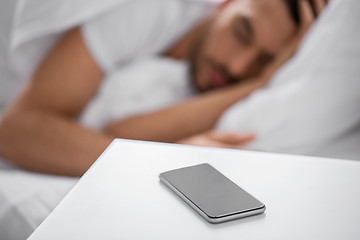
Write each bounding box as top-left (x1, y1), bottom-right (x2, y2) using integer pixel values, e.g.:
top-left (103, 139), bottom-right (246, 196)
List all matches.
top-left (0, 28), bottom-right (113, 176)
top-left (104, 78), bottom-right (266, 143)
top-left (0, 27), bottom-right (254, 176)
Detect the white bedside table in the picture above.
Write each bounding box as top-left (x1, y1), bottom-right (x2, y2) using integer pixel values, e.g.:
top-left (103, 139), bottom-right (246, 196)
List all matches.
top-left (28, 139), bottom-right (360, 239)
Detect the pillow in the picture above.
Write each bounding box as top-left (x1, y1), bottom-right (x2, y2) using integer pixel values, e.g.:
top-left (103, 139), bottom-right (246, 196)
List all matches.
top-left (216, 0), bottom-right (360, 160)
top-left (79, 57), bottom-right (194, 130)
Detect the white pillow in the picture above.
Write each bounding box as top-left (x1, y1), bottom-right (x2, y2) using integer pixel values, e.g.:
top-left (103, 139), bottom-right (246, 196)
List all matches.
top-left (79, 57), bottom-right (194, 130)
top-left (216, 0), bottom-right (360, 160)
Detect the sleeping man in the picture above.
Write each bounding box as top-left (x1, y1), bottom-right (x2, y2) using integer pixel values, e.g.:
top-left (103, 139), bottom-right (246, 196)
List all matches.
top-left (0, 0), bottom-right (328, 176)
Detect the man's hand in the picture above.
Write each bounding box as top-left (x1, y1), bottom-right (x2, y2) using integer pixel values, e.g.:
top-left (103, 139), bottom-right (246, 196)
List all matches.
top-left (176, 131), bottom-right (255, 149)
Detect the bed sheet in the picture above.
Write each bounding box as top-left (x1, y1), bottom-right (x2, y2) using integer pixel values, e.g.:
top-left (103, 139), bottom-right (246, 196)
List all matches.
top-left (0, 168), bottom-right (77, 240)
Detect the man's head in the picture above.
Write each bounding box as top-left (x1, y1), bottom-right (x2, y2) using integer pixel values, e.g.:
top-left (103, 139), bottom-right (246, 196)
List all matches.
top-left (191, 0), bottom-right (309, 91)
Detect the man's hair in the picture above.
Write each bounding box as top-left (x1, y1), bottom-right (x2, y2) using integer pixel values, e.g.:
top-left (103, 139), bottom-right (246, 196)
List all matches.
top-left (284, 0), bottom-right (317, 25)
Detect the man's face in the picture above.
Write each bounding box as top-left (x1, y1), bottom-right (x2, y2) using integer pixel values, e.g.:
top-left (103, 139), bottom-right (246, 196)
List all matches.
top-left (191, 0), bottom-right (297, 91)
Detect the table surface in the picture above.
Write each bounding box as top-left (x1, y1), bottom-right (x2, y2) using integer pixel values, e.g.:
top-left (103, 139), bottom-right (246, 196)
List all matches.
top-left (29, 140), bottom-right (360, 240)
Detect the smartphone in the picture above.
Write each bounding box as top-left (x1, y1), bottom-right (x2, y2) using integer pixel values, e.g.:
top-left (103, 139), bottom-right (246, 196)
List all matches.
top-left (159, 163), bottom-right (265, 223)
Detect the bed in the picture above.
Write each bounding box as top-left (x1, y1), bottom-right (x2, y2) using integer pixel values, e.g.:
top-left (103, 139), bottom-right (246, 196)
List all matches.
top-left (0, 0), bottom-right (359, 239)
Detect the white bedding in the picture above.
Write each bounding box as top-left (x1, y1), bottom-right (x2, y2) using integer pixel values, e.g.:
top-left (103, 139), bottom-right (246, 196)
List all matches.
top-left (79, 57), bottom-right (195, 130)
top-left (1, 0), bottom-right (132, 113)
top-left (1, 0), bottom-right (359, 239)
top-left (0, 168), bottom-right (77, 240)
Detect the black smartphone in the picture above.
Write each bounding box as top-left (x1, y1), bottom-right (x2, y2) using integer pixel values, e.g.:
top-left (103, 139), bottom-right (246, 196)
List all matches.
top-left (159, 163), bottom-right (265, 224)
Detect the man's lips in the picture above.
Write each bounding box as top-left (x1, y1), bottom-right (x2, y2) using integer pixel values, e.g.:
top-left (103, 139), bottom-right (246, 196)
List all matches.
top-left (209, 67), bottom-right (227, 88)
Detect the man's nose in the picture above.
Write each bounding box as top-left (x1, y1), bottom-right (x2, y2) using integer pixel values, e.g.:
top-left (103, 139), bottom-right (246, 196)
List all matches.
top-left (226, 47), bottom-right (259, 79)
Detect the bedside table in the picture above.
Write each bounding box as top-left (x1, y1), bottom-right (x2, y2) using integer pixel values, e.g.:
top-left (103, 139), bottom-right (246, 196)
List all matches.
top-left (29, 139), bottom-right (360, 239)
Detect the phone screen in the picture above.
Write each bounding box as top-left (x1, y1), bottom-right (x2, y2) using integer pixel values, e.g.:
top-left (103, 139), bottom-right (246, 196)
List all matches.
top-left (160, 163), bottom-right (265, 223)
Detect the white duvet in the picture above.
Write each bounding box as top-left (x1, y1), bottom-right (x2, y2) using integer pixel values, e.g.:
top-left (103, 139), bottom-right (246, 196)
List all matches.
top-left (1, 0), bottom-right (360, 239)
